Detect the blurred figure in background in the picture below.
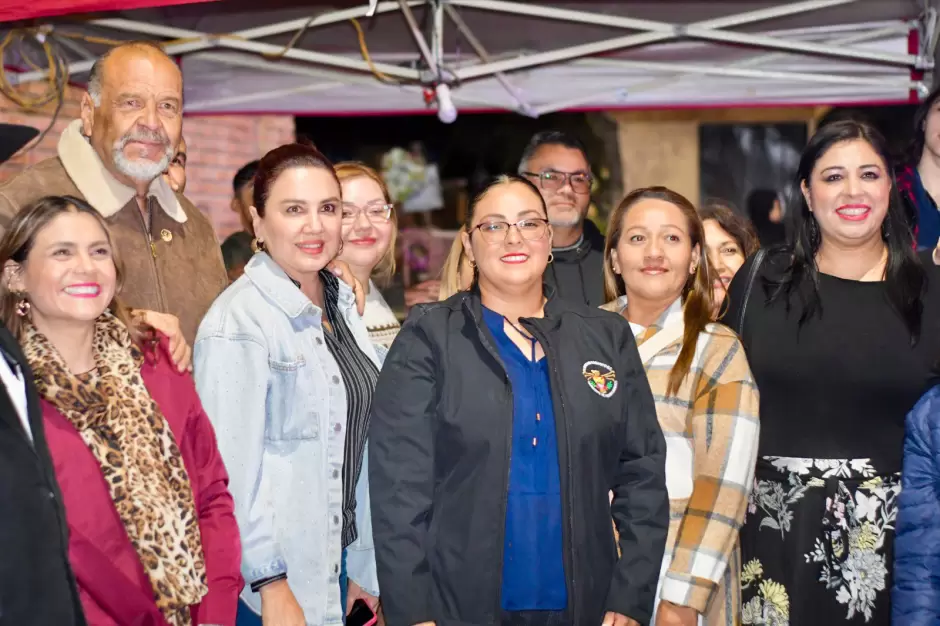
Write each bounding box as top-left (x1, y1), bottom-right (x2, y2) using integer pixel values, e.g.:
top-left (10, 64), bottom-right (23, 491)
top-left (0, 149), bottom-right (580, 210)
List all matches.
top-left (898, 85), bottom-right (940, 250)
top-left (335, 162), bottom-right (401, 351)
top-left (221, 231), bottom-right (254, 284)
top-left (231, 160), bottom-right (259, 237)
top-left (699, 200), bottom-right (760, 318)
top-left (164, 136), bottom-right (187, 193)
top-left (519, 131), bottom-right (606, 307)
top-left (746, 189), bottom-right (785, 248)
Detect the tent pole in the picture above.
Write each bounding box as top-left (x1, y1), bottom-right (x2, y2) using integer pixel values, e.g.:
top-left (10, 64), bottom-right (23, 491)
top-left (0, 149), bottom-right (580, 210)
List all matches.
top-left (9, 2), bottom-right (425, 83)
top-left (443, 4), bottom-right (535, 115)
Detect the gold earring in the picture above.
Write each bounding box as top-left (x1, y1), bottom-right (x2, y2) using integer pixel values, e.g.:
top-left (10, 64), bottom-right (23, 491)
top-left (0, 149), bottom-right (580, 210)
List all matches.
top-left (468, 259), bottom-right (476, 268)
top-left (251, 238), bottom-right (266, 253)
top-left (15, 292), bottom-right (30, 317)
top-left (547, 253), bottom-right (554, 264)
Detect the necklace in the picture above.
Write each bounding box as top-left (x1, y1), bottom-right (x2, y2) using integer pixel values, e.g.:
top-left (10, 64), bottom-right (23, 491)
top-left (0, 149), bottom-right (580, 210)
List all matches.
top-left (502, 316), bottom-right (542, 448)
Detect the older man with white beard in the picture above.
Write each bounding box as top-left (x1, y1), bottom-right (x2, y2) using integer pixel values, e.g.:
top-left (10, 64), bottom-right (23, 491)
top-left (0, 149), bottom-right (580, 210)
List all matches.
top-left (0, 42), bottom-right (227, 347)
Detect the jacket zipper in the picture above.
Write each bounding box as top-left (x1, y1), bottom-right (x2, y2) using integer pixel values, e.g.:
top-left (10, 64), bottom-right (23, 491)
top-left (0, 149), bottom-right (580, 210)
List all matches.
top-left (134, 196), bottom-right (168, 312)
top-left (464, 301), bottom-right (514, 623)
top-left (522, 319), bottom-right (578, 625)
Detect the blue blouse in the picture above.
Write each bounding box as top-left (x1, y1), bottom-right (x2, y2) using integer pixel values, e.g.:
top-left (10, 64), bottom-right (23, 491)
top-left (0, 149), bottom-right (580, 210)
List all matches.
top-left (482, 306), bottom-right (568, 611)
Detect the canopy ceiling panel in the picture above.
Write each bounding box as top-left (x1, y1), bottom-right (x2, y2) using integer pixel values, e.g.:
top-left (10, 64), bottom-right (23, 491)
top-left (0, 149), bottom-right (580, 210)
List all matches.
top-left (1, 0), bottom-right (933, 117)
top-left (0, 0), bottom-right (219, 24)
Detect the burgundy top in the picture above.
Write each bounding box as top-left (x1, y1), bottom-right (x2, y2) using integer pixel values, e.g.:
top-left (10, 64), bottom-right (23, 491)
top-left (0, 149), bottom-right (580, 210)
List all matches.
top-left (41, 336), bottom-right (243, 626)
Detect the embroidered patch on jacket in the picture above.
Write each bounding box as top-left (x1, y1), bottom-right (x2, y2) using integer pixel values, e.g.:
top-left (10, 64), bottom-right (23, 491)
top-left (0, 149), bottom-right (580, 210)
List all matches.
top-left (582, 361), bottom-right (617, 398)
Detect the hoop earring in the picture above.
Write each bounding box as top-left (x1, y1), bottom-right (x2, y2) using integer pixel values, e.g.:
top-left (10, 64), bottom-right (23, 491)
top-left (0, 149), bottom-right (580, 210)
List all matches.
top-left (15, 292), bottom-right (30, 317)
top-left (468, 259), bottom-right (476, 268)
top-left (547, 253), bottom-right (554, 264)
top-left (251, 238), bottom-right (266, 253)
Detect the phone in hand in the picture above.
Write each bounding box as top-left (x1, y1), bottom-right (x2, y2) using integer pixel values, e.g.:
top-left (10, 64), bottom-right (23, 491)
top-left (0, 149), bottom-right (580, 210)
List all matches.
top-left (347, 599), bottom-right (378, 626)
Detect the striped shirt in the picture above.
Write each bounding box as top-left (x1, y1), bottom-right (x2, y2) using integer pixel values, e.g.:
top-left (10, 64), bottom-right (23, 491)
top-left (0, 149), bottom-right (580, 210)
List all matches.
top-left (322, 271), bottom-right (381, 548)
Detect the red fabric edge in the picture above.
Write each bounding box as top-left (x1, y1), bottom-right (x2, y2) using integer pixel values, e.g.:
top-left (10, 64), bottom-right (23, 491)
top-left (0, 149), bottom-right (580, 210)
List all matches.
top-left (0, 0), bottom-right (218, 24)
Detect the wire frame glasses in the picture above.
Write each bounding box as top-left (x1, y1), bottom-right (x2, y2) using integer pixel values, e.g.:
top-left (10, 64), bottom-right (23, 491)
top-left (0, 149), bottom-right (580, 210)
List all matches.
top-left (522, 170), bottom-right (593, 194)
top-left (341, 202), bottom-right (394, 224)
top-left (470, 218), bottom-right (550, 244)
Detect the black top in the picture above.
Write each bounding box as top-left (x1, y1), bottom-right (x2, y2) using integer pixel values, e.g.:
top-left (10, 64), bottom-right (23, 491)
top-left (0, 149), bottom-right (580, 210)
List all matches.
top-left (321, 271), bottom-right (380, 548)
top-left (725, 249), bottom-right (940, 471)
top-left (368, 287), bottom-right (667, 626)
top-left (543, 219), bottom-right (606, 307)
top-left (0, 321), bottom-right (86, 625)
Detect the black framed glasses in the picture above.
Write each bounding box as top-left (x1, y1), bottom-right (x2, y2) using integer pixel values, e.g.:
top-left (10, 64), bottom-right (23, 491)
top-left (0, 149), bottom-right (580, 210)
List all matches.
top-left (522, 170), bottom-right (593, 194)
top-left (470, 218), bottom-right (550, 244)
top-left (341, 202), bottom-right (394, 224)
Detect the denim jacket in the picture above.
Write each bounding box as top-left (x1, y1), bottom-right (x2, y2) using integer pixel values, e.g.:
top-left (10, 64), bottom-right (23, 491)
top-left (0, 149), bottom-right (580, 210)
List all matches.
top-left (193, 252), bottom-right (380, 625)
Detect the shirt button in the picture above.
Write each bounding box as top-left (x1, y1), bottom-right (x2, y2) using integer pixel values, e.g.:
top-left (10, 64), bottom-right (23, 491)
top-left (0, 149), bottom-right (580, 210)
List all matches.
top-left (334, 423), bottom-right (342, 432)
top-left (332, 375), bottom-right (340, 384)
top-left (316, 337), bottom-right (323, 346)
top-left (332, 469), bottom-right (339, 478)
top-left (334, 564), bottom-right (340, 574)
top-left (46, 489), bottom-right (55, 501)
top-left (333, 515), bottom-right (340, 524)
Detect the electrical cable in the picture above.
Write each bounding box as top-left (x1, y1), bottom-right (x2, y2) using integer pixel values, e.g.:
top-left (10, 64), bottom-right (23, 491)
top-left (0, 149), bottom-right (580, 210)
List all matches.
top-left (0, 27), bottom-right (69, 157)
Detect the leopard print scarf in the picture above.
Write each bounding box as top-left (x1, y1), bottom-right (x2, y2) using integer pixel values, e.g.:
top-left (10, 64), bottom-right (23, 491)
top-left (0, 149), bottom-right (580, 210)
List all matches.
top-left (23, 312), bottom-right (207, 626)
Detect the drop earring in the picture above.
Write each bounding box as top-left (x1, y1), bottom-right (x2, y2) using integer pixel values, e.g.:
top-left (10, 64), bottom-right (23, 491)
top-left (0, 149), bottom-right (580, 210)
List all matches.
top-left (15, 292), bottom-right (30, 317)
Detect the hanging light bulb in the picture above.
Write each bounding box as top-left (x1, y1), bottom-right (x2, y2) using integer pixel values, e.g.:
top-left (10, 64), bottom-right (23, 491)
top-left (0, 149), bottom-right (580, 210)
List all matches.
top-left (435, 83), bottom-right (458, 124)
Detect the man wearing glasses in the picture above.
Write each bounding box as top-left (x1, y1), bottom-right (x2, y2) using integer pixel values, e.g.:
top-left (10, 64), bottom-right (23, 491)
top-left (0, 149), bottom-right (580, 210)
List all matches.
top-left (519, 131), bottom-right (606, 306)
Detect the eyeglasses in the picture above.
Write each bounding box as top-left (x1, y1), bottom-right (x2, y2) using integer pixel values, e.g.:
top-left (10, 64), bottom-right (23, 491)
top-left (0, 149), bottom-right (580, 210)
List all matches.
top-left (522, 170), bottom-right (593, 194)
top-left (341, 202), bottom-right (394, 224)
top-left (470, 218), bottom-right (550, 244)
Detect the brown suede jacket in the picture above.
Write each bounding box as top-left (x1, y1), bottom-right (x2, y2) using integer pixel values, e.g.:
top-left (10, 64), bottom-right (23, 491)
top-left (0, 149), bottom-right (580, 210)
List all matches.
top-left (0, 121), bottom-right (227, 344)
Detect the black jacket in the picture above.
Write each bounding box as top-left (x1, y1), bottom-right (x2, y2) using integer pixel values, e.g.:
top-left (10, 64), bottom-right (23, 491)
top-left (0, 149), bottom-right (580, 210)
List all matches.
top-left (369, 288), bottom-right (668, 626)
top-left (0, 322), bottom-right (85, 626)
top-left (543, 219), bottom-right (606, 308)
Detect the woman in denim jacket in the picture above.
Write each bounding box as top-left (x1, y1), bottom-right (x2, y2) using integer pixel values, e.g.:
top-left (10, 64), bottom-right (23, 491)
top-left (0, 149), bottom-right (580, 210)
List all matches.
top-left (194, 143), bottom-right (380, 626)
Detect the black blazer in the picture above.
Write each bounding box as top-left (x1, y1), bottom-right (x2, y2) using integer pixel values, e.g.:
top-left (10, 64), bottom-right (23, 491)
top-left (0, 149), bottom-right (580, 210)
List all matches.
top-left (0, 321), bottom-right (85, 626)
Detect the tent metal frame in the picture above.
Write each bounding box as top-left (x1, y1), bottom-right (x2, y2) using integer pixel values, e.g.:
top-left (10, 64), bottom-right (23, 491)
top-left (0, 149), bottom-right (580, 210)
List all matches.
top-left (9, 0), bottom-right (933, 115)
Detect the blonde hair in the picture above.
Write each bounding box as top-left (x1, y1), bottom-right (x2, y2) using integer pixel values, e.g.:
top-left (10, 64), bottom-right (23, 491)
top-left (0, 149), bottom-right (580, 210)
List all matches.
top-left (603, 186), bottom-right (715, 396)
top-left (334, 161), bottom-right (398, 285)
top-left (439, 235), bottom-right (471, 300)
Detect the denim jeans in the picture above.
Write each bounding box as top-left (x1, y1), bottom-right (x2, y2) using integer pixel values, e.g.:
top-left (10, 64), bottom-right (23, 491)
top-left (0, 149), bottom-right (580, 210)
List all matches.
top-left (339, 548), bottom-right (349, 624)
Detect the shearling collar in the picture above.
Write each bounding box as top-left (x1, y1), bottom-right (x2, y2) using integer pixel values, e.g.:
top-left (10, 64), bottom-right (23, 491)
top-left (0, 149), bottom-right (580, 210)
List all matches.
top-left (56, 120), bottom-right (187, 223)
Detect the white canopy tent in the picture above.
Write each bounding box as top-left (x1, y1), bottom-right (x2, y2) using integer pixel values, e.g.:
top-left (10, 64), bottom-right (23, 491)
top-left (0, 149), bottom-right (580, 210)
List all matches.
top-left (6, 0), bottom-right (937, 119)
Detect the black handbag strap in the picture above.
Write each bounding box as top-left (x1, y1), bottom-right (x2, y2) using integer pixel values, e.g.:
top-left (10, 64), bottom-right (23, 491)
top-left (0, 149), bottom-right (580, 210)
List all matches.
top-left (736, 248), bottom-right (767, 337)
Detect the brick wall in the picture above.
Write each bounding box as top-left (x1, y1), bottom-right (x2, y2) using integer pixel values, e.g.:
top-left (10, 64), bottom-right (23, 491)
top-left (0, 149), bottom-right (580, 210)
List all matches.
top-left (0, 84), bottom-right (295, 240)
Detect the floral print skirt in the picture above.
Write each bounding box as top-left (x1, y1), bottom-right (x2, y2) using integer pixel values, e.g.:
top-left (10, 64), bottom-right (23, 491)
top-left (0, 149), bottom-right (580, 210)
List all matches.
top-left (740, 456), bottom-right (900, 626)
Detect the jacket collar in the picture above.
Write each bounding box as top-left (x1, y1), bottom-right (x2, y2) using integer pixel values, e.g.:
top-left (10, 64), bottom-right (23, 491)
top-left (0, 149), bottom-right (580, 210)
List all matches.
top-left (244, 252), bottom-right (356, 320)
top-left (57, 120), bottom-right (187, 223)
top-left (603, 294), bottom-right (683, 342)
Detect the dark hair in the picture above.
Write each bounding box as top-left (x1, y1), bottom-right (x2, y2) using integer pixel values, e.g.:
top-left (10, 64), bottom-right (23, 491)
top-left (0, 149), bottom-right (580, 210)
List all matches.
top-left (910, 85), bottom-right (940, 163)
top-left (517, 130), bottom-right (589, 173)
top-left (700, 199), bottom-right (760, 257)
top-left (604, 187), bottom-right (714, 396)
top-left (252, 142), bottom-right (339, 217)
top-left (221, 231), bottom-right (254, 273)
top-left (0, 195), bottom-right (137, 341)
top-left (233, 160), bottom-right (260, 195)
top-left (772, 119), bottom-right (924, 341)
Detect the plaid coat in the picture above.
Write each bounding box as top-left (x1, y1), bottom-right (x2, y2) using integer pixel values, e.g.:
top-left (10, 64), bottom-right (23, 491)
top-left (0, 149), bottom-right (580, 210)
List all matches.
top-left (602, 297), bottom-right (759, 625)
